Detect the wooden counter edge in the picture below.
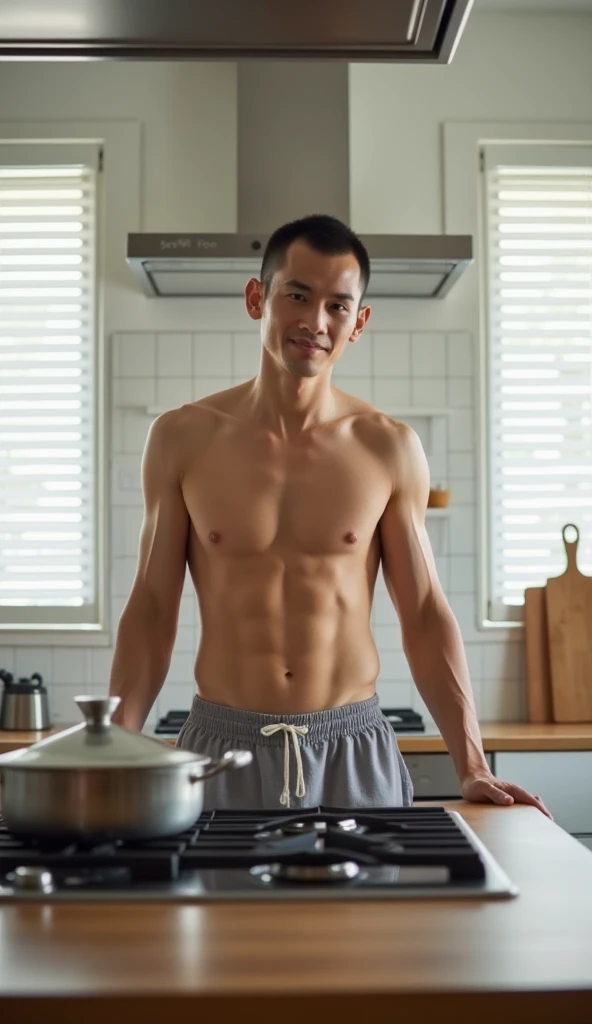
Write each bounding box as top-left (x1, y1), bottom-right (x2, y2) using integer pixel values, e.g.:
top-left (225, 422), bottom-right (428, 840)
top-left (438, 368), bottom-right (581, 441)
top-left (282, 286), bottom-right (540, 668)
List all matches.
top-left (2, 988), bottom-right (592, 1024)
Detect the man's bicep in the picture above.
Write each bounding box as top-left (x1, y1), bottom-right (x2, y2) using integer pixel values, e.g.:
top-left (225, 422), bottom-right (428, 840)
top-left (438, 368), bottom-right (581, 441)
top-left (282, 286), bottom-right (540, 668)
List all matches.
top-left (379, 426), bottom-right (443, 633)
top-left (133, 416), bottom-right (190, 611)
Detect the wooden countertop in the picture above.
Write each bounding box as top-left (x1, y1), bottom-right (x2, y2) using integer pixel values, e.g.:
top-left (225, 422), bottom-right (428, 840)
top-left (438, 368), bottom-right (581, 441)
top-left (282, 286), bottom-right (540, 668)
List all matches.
top-left (2, 720), bottom-right (592, 754)
top-left (398, 720), bottom-right (592, 753)
top-left (0, 803), bottom-right (591, 1023)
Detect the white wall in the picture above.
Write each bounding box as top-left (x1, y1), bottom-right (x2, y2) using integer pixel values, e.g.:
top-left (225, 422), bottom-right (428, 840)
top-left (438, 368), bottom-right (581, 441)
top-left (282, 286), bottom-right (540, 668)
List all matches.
top-left (349, 13), bottom-right (592, 236)
top-left (0, 61), bottom-right (238, 233)
top-left (0, 12), bottom-right (590, 730)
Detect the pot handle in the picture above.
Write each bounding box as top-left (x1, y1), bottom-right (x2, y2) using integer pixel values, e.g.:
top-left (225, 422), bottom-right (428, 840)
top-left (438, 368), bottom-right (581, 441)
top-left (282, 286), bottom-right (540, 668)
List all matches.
top-left (190, 748), bottom-right (252, 782)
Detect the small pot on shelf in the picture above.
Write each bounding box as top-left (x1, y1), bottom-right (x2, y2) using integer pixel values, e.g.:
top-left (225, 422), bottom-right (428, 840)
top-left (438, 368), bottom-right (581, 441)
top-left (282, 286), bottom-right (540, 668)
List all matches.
top-left (428, 486), bottom-right (451, 509)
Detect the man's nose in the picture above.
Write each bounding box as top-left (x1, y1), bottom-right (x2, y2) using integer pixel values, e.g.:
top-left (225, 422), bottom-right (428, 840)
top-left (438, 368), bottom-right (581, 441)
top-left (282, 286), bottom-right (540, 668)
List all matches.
top-left (298, 305), bottom-right (329, 335)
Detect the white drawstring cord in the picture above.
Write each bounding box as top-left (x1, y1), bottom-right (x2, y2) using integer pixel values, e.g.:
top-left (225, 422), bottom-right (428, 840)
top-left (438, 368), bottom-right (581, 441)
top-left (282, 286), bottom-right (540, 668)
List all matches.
top-left (259, 723), bottom-right (309, 807)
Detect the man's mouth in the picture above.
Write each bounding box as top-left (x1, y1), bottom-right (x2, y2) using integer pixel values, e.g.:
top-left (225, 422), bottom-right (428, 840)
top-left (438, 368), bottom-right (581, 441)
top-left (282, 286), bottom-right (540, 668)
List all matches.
top-left (289, 338), bottom-right (327, 353)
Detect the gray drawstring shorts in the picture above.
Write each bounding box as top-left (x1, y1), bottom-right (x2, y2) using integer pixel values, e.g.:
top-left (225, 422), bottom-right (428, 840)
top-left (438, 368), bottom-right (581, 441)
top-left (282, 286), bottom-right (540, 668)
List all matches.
top-left (176, 693), bottom-right (414, 810)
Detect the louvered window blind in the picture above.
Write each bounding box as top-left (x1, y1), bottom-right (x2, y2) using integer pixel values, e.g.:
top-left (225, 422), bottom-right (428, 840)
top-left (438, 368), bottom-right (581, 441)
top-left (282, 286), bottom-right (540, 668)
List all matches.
top-left (483, 144), bottom-right (592, 622)
top-left (0, 144), bottom-right (100, 627)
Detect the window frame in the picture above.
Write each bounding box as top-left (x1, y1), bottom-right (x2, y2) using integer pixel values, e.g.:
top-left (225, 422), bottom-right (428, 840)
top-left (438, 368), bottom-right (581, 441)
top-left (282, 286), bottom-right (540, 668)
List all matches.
top-left (443, 120), bottom-right (592, 632)
top-left (481, 142), bottom-right (592, 624)
top-left (0, 140), bottom-right (101, 627)
top-left (0, 120), bottom-right (141, 646)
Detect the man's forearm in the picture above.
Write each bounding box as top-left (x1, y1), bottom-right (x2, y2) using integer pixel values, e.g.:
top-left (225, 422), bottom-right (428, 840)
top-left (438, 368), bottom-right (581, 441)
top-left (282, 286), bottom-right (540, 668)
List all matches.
top-left (109, 600), bottom-right (175, 731)
top-left (402, 600), bottom-right (489, 782)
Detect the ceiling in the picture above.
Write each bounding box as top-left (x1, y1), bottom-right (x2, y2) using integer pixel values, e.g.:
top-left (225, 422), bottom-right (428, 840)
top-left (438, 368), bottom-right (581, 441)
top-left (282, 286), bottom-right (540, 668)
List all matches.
top-left (476, 0), bottom-right (592, 10)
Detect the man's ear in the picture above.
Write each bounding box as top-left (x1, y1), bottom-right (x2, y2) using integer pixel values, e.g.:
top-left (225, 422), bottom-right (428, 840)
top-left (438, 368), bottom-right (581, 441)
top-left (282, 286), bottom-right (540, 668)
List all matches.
top-left (349, 303), bottom-right (372, 342)
top-left (245, 278), bottom-right (264, 321)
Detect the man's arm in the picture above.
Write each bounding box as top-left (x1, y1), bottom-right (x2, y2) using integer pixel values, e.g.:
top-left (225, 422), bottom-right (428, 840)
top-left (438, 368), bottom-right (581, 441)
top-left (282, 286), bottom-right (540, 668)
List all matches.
top-left (379, 423), bottom-right (488, 784)
top-left (109, 412), bottom-right (190, 731)
top-left (379, 423), bottom-right (551, 816)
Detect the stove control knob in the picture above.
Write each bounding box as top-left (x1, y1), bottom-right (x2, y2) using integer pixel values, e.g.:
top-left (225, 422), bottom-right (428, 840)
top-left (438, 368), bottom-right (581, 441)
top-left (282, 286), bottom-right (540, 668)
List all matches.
top-left (7, 866), bottom-right (55, 894)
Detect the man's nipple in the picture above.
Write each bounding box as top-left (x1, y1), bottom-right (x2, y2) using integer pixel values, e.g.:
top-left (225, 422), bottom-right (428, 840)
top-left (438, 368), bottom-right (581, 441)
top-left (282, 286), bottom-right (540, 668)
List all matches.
top-left (208, 531), bottom-right (221, 544)
top-left (344, 531), bottom-right (358, 545)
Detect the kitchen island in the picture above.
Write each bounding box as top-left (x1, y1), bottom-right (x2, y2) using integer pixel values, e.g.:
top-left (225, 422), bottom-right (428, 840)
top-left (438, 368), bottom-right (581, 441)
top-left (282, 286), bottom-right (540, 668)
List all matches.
top-left (0, 802), bottom-right (591, 1023)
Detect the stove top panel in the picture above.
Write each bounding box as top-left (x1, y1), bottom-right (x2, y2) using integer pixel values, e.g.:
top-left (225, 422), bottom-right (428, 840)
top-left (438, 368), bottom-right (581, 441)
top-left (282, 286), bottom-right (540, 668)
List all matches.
top-left (0, 807), bottom-right (518, 901)
top-left (155, 707), bottom-right (426, 736)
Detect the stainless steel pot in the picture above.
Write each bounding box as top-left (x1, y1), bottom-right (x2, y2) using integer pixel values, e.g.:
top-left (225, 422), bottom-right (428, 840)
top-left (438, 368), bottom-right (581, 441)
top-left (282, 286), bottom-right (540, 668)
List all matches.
top-left (0, 669), bottom-right (51, 731)
top-left (0, 696), bottom-right (252, 841)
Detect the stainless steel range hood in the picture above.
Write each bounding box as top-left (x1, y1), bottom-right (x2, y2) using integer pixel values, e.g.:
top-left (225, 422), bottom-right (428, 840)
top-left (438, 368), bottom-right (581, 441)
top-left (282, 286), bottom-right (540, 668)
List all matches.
top-left (127, 233), bottom-right (473, 300)
top-left (123, 11), bottom-right (474, 300)
top-left (0, 0), bottom-right (474, 62)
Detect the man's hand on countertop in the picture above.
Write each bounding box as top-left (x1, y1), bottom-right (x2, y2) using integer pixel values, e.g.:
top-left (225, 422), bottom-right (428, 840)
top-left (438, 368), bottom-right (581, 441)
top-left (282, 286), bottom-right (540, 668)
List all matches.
top-left (461, 769), bottom-right (553, 819)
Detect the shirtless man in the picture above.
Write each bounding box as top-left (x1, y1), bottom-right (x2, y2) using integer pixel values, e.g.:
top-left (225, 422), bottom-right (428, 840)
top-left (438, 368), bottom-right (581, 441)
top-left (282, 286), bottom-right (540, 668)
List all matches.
top-left (109, 214), bottom-right (550, 816)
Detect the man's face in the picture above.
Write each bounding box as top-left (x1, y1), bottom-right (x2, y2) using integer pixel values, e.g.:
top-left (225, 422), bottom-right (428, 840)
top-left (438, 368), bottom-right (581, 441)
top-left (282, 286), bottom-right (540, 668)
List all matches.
top-left (245, 240), bottom-right (371, 378)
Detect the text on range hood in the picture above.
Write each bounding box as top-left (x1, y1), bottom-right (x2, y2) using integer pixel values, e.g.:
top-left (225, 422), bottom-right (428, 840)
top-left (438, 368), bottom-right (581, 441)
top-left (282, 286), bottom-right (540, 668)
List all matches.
top-left (127, 233), bottom-right (474, 300)
top-left (0, 0), bottom-right (474, 63)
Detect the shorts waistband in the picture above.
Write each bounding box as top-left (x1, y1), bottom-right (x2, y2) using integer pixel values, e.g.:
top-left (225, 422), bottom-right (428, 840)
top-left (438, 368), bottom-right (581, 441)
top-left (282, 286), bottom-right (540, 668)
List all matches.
top-left (186, 693), bottom-right (383, 746)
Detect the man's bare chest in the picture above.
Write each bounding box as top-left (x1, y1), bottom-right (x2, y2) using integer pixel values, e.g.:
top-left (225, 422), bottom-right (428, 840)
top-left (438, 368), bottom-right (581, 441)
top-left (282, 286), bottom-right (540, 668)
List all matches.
top-left (182, 430), bottom-right (391, 557)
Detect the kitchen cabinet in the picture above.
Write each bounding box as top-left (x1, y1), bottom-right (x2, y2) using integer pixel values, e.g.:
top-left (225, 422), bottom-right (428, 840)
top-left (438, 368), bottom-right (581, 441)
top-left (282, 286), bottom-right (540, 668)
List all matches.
top-left (495, 751), bottom-right (592, 839)
top-left (403, 752), bottom-right (493, 799)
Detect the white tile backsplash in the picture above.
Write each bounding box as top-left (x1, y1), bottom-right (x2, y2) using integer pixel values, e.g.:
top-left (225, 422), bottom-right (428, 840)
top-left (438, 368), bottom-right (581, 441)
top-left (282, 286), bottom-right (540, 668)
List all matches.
top-left (377, 681), bottom-right (413, 707)
top-left (449, 410), bottom-right (474, 452)
top-left (449, 452), bottom-right (475, 479)
top-left (373, 377), bottom-right (411, 411)
top-left (372, 625), bottom-right (403, 652)
top-left (156, 333), bottom-right (192, 378)
top-left (447, 377), bottom-right (474, 408)
top-left (373, 332), bottom-right (410, 377)
top-left (449, 505), bottom-right (477, 555)
top-left (333, 337), bottom-right (372, 376)
top-left (449, 555), bottom-right (476, 594)
top-left (480, 677), bottom-right (525, 722)
top-left (411, 333), bottom-right (446, 378)
top-left (115, 333), bottom-right (156, 378)
top-left (113, 377), bottom-right (156, 408)
top-left (191, 376), bottom-right (233, 400)
top-left (4, 324), bottom-right (526, 731)
top-left (15, 648), bottom-right (53, 683)
top-left (232, 332), bottom-right (261, 376)
top-left (193, 333), bottom-right (233, 376)
top-left (122, 411), bottom-right (153, 453)
top-left (155, 376), bottom-right (193, 408)
top-left (446, 332), bottom-right (474, 378)
top-left (52, 648), bottom-right (89, 687)
top-left (411, 376), bottom-right (447, 407)
top-left (340, 376), bottom-right (373, 402)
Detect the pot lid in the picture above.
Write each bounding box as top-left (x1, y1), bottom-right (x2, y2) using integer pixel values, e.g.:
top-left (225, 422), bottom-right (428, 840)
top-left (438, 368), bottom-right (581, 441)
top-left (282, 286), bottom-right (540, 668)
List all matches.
top-left (0, 696), bottom-right (209, 769)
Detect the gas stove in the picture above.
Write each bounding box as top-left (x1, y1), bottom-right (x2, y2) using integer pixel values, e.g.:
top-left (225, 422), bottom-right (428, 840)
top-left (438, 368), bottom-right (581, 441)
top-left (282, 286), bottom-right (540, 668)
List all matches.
top-left (0, 807), bottom-right (517, 902)
top-left (155, 706), bottom-right (426, 736)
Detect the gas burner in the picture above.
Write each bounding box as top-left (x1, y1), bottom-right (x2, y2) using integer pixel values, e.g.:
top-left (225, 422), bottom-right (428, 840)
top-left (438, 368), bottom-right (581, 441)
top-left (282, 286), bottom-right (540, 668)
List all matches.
top-left (61, 866), bottom-right (132, 888)
top-left (252, 861), bottom-right (360, 884)
top-left (256, 817), bottom-right (360, 840)
top-left (283, 817), bottom-right (358, 835)
top-left (6, 865), bottom-right (54, 894)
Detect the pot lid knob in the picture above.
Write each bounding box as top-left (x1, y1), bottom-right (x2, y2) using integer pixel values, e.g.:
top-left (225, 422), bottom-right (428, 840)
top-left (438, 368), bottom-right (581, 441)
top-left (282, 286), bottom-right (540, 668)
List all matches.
top-left (75, 695), bottom-right (121, 731)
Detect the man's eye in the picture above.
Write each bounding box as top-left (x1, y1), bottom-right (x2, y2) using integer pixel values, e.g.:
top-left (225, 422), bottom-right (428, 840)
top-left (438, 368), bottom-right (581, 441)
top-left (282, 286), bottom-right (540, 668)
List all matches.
top-left (287, 293), bottom-right (305, 301)
top-left (332, 304), bottom-right (347, 313)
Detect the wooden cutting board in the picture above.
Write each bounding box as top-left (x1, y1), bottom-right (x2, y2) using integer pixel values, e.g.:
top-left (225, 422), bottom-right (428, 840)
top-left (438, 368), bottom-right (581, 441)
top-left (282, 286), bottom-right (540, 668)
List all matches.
top-left (524, 586), bottom-right (553, 722)
top-left (545, 523), bottom-right (592, 723)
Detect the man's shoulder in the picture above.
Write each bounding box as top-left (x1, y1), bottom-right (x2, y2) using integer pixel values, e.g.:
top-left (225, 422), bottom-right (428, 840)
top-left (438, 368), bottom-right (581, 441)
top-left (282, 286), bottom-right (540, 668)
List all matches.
top-left (149, 382), bottom-right (249, 442)
top-left (344, 397), bottom-right (419, 459)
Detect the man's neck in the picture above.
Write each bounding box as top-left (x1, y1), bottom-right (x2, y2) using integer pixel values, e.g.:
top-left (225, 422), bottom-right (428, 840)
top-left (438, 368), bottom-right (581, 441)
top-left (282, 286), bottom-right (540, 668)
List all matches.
top-left (245, 363), bottom-right (339, 439)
